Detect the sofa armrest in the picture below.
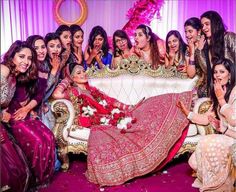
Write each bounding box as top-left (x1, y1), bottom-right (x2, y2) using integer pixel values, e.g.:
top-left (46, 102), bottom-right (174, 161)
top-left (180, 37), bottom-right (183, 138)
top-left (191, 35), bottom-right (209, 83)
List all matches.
top-left (193, 97), bottom-right (215, 135)
top-left (51, 99), bottom-right (75, 144)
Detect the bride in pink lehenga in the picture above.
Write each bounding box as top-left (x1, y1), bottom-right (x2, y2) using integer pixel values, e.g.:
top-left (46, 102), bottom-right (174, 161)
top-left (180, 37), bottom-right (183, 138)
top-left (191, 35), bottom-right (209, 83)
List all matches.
top-left (53, 64), bottom-right (193, 186)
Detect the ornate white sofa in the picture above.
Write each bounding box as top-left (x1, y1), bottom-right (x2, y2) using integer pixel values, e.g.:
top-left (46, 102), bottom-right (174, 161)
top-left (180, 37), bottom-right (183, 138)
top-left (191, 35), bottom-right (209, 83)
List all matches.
top-left (51, 65), bottom-right (213, 170)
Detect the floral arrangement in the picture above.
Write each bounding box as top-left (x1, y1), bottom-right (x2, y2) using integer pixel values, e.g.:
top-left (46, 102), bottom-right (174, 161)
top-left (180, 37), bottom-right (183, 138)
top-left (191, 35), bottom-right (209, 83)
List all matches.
top-left (122, 0), bottom-right (164, 37)
top-left (71, 87), bottom-right (137, 131)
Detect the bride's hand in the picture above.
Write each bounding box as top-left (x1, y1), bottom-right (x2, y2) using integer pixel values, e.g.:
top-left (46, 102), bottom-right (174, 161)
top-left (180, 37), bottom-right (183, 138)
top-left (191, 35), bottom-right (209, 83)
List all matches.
top-left (176, 101), bottom-right (190, 116)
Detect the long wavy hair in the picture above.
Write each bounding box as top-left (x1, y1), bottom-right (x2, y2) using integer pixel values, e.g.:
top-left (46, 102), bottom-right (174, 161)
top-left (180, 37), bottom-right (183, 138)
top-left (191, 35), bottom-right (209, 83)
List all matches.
top-left (26, 35), bottom-right (45, 50)
top-left (112, 30), bottom-right (132, 57)
top-left (210, 58), bottom-right (235, 115)
top-left (136, 24), bottom-right (161, 69)
top-left (2, 40), bottom-right (38, 81)
top-left (201, 10), bottom-right (226, 64)
top-left (26, 35), bottom-right (47, 72)
top-left (165, 30), bottom-right (187, 62)
top-left (2, 40), bottom-right (38, 95)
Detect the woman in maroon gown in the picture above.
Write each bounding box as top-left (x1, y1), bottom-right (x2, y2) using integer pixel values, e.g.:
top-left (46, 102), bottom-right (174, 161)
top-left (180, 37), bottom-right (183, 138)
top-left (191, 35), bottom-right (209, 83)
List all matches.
top-left (53, 64), bottom-right (193, 186)
top-left (1, 40), bottom-right (55, 190)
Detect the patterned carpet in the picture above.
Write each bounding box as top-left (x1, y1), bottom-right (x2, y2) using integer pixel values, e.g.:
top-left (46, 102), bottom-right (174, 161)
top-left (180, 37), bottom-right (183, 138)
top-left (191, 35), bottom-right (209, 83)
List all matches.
top-left (39, 154), bottom-right (198, 192)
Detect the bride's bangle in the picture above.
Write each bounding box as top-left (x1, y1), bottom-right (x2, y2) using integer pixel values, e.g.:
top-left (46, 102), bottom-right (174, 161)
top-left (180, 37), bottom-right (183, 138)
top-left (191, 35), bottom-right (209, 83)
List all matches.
top-left (187, 112), bottom-right (194, 120)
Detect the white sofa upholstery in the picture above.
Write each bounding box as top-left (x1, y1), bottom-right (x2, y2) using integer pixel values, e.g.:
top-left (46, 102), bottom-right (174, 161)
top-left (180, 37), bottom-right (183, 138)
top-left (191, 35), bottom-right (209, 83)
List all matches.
top-left (51, 66), bottom-right (212, 170)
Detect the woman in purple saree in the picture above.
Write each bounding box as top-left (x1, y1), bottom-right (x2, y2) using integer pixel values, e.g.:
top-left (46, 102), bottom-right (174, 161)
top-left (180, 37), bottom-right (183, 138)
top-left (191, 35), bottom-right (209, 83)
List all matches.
top-left (1, 41), bottom-right (55, 191)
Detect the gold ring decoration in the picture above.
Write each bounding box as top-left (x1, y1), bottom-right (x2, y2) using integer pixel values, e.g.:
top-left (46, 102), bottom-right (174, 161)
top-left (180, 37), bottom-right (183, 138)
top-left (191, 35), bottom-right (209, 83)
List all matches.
top-left (53, 0), bottom-right (88, 26)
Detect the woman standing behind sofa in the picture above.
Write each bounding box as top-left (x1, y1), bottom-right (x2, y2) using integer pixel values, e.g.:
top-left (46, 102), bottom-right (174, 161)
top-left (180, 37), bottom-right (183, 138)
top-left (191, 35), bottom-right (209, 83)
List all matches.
top-left (69, 24), bottom-right (84, 66)
top-left (111, 29), bottom-right (133, 69)
top-left (165, 30), bottom-right (187, 73)
top-left (195, 10), bottom-right (236, 96)
top-left (133, 24), bottom-right (165, 69)
top-left (184, 17), bottom-right (207, 98)
top-left (84, 25), bottom-right (112, 70)
top-left (178, 58), bottom-right (236, 191)
top-left (2, 40), bottom-right (56, 190)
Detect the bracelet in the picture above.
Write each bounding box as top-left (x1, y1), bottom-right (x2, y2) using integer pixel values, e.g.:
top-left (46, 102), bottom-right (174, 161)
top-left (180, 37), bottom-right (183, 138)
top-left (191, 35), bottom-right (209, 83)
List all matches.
top-left (220, 103), bottom-right (230, 114)
top-left (58, 83), bottom-right (66, 90)
top-left (189, 60), bottom-right (195, 65)
top-left (222, 127), bottom-right (228, 134)
top-left (187, 112), bottom-right (194, 120)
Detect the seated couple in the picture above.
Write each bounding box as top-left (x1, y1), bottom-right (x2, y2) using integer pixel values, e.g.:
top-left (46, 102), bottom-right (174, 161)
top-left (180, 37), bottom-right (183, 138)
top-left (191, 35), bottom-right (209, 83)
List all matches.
top-left (52, 63), bottom-right (193, 186)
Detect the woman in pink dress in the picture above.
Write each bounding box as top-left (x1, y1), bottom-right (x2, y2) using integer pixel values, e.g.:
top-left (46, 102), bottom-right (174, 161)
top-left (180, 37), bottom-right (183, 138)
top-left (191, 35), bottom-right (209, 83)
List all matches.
top-left (1, 40), bottom-right (56, 190)
top-left (178, 58), bottom-right (236, 191)
top-left (53, 63), bottom-right (193, 186)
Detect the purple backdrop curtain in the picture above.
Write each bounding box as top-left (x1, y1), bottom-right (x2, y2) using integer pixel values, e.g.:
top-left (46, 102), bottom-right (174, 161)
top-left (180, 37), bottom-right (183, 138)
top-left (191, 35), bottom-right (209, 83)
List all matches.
top-left (1, 0), bottom-right (235, 56)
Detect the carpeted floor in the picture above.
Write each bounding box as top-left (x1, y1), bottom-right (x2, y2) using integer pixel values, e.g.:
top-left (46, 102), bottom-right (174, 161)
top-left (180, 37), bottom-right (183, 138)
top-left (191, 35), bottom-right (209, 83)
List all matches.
top-left (39, 154), bottom-right (198, 192)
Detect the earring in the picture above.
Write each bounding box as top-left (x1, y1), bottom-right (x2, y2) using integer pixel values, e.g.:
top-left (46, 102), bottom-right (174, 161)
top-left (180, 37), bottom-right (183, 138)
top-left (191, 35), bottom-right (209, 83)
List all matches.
top-left (197, 34), bottom-right (201, 41)
top-left (228, 79), bottom-right (231, 83)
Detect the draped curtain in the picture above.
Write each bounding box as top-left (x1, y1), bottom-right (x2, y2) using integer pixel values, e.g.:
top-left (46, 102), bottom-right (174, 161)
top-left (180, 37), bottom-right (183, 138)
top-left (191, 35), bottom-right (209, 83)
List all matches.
top-left (1, 0), bottom-right (235, 55)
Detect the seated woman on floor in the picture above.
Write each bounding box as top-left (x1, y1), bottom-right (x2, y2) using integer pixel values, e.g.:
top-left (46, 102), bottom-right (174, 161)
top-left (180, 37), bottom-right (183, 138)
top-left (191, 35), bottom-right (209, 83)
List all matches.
top-left (1, 40), bottom-right (56, 191)
top-left (52, 63), bottom-right (193, 186)
top-left (178, 58), bottom-right (236, 191)
top-left (84, 26), bottom-right (112, 70)
top-left (111, 29), bottom-right (133, 69)
top-left (165, 30), bottom-right (187, 73)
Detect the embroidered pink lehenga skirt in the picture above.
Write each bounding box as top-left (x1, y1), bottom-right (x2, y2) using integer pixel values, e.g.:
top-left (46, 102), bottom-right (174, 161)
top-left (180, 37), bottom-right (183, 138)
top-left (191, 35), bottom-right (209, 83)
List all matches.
top-left (86, 91), bottom-right (192, 186)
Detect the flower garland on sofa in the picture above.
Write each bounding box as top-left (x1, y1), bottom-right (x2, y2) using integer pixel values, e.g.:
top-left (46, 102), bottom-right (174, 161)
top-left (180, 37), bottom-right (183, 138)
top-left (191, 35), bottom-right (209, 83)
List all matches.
top-left (70, 87), bottom-right (137, 130)
top-left (122, 0), bottom-right (164, 37)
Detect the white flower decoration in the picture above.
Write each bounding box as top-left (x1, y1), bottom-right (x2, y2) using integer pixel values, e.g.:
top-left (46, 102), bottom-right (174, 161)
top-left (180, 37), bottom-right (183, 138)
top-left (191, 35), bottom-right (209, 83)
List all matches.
top-left (99, 100), bottom-right (107, 107)
top-left (111, 108), bottom-right (120, 115)
top-left (117, 117), bottom-right (132, 129)
top-left (100, 117), bottom-right (110, 125)
top-left (82, 106), bottom-right (97, 117)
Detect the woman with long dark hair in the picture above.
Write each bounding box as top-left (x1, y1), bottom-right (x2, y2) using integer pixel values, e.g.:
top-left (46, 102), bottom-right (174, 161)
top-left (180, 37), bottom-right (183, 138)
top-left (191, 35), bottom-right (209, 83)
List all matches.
top-left (133, 24), bottom-right (165, 69)
top-left (195, 10), bottom-right (236, 96)
top-left (1, 40), bottom-right (56, 191)
top-left (69, 24), bottom-right (84, 66)
top-left (84, 25), bottom-right (112, 70)
top-left (178, 58), bottom-right (236, 191)
top-left (184, 17), bottom-right (207, 98)
top-left (165, 30), bottom-right (187, 73)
